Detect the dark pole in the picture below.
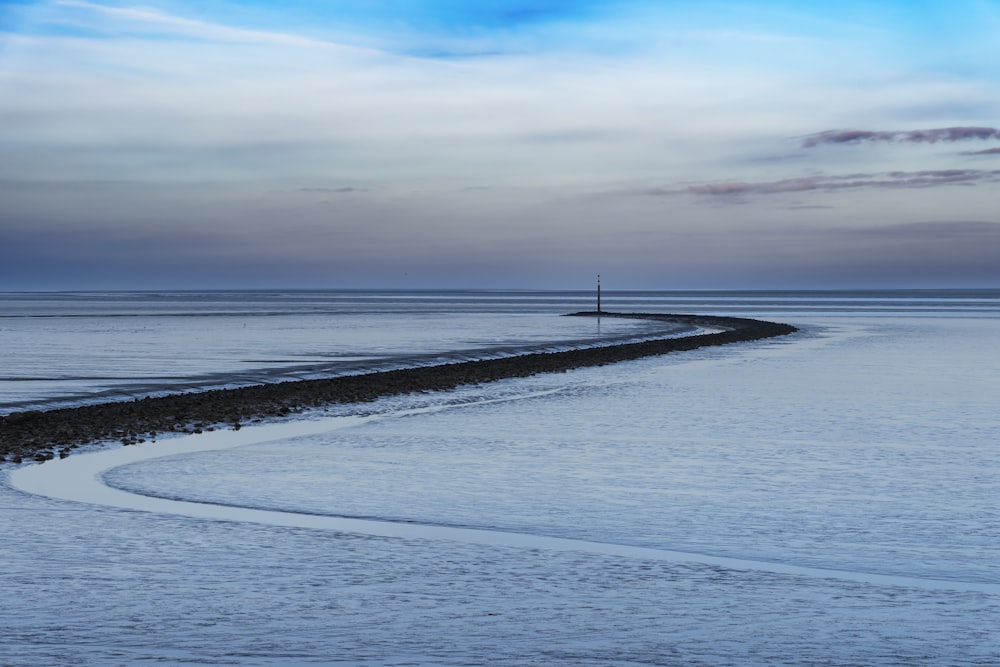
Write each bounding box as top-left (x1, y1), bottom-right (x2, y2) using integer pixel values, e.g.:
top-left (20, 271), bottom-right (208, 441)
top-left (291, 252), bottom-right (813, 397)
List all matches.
top-left (597, 274), bottom-right (601, 314)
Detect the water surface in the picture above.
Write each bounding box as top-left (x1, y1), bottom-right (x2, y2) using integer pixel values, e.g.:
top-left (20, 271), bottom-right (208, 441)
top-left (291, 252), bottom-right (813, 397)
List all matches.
top-left (2, 290), bottom-right (999, 666)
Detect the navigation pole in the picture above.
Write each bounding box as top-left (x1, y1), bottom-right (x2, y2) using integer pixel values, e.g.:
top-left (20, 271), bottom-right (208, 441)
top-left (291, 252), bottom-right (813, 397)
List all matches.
top-left (597, 274), bottom-right (602, 315)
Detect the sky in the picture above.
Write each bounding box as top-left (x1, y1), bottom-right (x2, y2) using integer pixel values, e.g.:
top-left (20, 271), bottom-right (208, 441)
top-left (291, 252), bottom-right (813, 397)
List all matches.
top-left (1, 0), bottom-right (999, 290)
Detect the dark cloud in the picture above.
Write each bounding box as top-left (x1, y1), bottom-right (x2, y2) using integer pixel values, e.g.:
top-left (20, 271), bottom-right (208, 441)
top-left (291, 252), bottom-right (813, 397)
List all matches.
top-left (802, 127), bottom-right (1000, 148)
top-left (963, 147), bottom-right (1000, 156)
top-left (648, 220), bottom-right (1000, 287)
top-left (648, 169), bottom-right (1000, 199)
top-left (755, 220), bottom-right (1000, 286)
top-left (746, 153), bottom-right (807, 164)
top-left (298, 187), bottom-right (369, 193)
top-left (851, 220), bottom-right (1000, 239)
top-left (4, 214), bottom-right (998, 290)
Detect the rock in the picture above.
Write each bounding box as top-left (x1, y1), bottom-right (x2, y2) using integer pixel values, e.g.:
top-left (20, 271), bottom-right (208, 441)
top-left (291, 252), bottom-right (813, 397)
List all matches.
top-left (0, 313), bottom-right (797, 463)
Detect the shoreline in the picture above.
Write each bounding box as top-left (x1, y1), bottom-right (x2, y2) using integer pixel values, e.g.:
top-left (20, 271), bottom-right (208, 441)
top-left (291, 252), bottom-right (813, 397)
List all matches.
top-left (0, 312), bottom-right (797, 463)
top-left (13, 405), bottom-right (999, 595)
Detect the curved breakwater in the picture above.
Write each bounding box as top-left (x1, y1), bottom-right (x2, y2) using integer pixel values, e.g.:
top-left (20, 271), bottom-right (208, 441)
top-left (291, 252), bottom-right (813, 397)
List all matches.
top-left (0, 313), bottom-right (796, 462)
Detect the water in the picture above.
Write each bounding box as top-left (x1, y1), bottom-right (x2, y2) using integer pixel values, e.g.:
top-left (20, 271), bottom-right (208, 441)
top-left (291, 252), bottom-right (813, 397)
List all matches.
top-left (0, 290), bottom-right (674, 412)
top-left (2, 290), bottom-right (1000, 665)
top-left (4, 289), bottom-right (995, 413)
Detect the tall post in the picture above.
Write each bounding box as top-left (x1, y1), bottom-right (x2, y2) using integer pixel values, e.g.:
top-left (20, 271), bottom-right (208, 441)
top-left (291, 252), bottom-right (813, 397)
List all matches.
top-left (597, 274), bottom-right (601, 314)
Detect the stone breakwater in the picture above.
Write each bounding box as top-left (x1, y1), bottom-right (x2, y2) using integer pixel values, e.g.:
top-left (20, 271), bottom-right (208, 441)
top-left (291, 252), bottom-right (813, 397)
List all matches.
top-left (0, 313), bottom-right (797, 463)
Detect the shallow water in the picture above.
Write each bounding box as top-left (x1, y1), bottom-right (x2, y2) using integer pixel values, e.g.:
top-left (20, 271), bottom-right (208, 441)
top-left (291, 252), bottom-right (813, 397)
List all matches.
top-left (3, 291), bottom-right (1000, 665)
top-left (5, 288), bottom-right (996, 412)
top-left (0, 290), bottom-right (668, 412)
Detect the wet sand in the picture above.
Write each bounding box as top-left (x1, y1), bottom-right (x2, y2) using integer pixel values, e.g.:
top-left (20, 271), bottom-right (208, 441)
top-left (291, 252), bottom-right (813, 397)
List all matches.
top-left (0, 313), bottom-right (797, 463)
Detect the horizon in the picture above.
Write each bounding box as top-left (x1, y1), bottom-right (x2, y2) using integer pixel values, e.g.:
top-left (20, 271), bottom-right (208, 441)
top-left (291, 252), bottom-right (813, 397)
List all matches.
top-left (2, 1), bottom-right (1000, 291)
top-left (3, 286), bottom-right (1000, 295)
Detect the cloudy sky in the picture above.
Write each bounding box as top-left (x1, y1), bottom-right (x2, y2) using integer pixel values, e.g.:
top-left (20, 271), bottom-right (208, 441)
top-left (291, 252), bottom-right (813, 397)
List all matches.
top-left (2, 0), bottom-right (999, 290)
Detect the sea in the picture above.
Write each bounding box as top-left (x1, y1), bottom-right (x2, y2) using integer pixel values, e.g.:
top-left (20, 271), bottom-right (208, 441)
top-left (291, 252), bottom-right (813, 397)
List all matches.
top-left (2, 289), bottom-right (999, 666)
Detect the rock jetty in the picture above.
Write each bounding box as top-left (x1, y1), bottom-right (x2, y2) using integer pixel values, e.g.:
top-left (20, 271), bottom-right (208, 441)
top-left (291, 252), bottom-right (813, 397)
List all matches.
top-left (0, 313), bottom-right (797, 463)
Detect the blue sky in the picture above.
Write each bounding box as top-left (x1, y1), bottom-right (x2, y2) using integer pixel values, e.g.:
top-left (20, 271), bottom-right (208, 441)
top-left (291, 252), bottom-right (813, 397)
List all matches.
top-left (2, 0), bottom-right (1000, 289)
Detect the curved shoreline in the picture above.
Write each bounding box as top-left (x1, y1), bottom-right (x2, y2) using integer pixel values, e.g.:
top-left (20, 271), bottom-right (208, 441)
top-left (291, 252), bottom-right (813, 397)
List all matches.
top-left (11, 409), bottom-right (999, 595)
top-left (0, 312), bottom-right (797, 462)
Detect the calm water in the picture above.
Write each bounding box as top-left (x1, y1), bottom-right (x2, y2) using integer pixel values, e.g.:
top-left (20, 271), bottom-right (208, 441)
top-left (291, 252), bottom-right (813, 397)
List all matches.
top-left (2, 290), bottom-right (1000, 665)
top-left (0, 290), bottom-right (661, 412)
top-left (3, 289), bottom-right (996, 413)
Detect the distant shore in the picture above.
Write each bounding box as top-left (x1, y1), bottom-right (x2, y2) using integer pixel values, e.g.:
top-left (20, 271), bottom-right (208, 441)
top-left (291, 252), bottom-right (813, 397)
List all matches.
top-left (0, 312), bottom-right (797, 463)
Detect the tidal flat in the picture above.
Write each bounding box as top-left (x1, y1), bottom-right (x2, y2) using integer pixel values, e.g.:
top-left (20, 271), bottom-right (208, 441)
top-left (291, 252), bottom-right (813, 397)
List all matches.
top-left (2, 290), bottom-right (999, 665)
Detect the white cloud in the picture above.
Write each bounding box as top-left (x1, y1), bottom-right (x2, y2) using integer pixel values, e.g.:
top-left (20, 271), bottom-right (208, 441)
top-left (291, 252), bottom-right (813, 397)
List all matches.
top-left (2, 1), bottom-right (1000, 289)
top-left (54, 0), bottom-right (350, 49)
